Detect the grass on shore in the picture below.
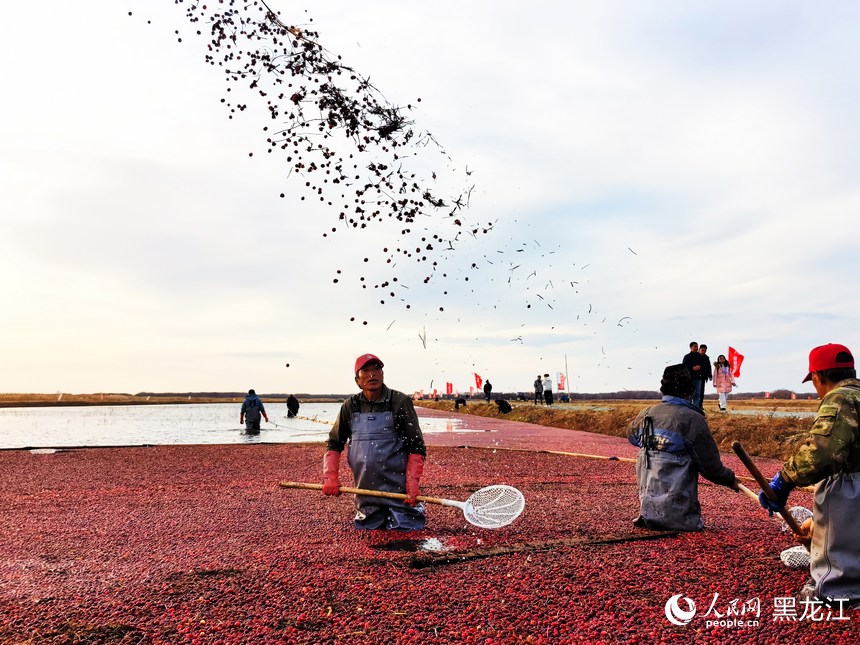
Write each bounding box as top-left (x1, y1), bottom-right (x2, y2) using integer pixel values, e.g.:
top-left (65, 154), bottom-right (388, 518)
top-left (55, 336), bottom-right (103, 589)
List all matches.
top-left (415, 398), bottom-right (816, 461)
top-left (0, 393), bottom-right (243, 407)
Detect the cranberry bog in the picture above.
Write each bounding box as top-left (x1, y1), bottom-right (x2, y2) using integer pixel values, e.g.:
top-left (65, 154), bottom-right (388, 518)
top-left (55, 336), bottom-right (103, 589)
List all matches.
top-left (1, 420), bottom-right (855, 644)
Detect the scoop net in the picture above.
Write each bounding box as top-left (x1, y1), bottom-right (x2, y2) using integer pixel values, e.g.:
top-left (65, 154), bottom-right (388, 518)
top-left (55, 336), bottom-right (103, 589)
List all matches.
top-left (778, 506), bottom-right (813, 569)
top-left (462, 485), bottom-right (525, 529)
top-left (780, 506), bottom-right (813, 533)
top-left (780, 546), bottom-right (810, 569)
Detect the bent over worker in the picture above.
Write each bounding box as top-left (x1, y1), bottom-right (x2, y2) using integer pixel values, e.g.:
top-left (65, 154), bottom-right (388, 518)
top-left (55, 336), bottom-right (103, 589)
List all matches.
top-left (628, 364), bottom-right (738, 531)
top-left (322, 353), bottom-right (427, 531)
top-left (759, 343), bottom-right (860, 604)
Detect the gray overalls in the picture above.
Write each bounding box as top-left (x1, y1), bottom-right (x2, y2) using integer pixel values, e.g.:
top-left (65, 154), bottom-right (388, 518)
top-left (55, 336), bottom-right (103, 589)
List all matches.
top-left (346, 406), bottom-right (425, 531)
top-left (810, 473), bottom-right (860, 600)
top-left (631, 402), bottom-right (705, 532)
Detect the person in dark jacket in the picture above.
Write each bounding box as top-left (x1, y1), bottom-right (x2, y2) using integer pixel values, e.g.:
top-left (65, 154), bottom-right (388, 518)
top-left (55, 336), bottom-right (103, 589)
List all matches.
top-left (483, 380), bottom-right (493, 402)
top-left (286, 394), bottom-right (300, 418)
top-left (682, 341), bottom-right (707, 409)
top-left (323, 353), bottom-right (427, 531)
top-left (698, 344), bottom-right (713, 406)
top-left (628, 364), bottom-right (739, 531)
top-left (240, 389), bottom-right (269, 434)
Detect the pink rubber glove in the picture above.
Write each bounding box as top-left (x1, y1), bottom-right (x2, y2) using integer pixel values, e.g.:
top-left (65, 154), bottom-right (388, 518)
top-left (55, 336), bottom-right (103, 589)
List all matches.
top-left (322, 450), bottom-right (342, 495)
top-left (404, 453), bottom-right (425, 506)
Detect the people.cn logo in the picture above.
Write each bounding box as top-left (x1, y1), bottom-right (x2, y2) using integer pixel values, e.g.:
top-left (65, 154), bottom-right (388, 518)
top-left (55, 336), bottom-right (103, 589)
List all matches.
top-left (665, 594), bottom-right (697, 626)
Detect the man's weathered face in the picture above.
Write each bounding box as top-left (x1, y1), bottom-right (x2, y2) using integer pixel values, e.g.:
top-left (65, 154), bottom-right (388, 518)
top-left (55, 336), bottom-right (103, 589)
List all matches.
top-left (356, 361), bottom-right (384, 399)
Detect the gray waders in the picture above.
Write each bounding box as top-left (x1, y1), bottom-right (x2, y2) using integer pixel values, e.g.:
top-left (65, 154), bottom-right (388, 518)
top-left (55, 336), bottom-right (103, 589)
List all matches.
top-left (346, 410), bottom-right (425, 531)
top-left (245, 409), bottom-right (261, 434)
top-left (635, 413), bottom-right (704, 532)
top-left (810, 472), bottom-right (860, 601)
top-left (636, 449), bottom-right (703, 532)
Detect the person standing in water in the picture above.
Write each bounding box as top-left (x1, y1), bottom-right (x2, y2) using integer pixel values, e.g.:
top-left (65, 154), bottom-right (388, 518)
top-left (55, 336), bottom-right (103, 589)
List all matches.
top-left (240, 389), bottom-right (269, 434)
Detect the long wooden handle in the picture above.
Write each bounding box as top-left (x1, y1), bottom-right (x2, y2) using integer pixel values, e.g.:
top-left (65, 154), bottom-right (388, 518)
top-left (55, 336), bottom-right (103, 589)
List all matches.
top-left (732, 441), bottom-right (804, 535)
top-left (737, 482), bottom-right (760, 503)
top-left (278, 481), bottom-right (457, 507)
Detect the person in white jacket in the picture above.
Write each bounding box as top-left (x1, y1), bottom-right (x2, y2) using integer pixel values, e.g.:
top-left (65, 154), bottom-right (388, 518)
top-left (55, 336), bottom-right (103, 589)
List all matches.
top-left (542, 373), bottom-right (554, 405)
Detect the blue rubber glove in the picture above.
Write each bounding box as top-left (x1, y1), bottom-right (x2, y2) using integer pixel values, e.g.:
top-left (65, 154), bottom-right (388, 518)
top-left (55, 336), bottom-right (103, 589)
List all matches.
top-left (758, 472), bottom-right (794, 516)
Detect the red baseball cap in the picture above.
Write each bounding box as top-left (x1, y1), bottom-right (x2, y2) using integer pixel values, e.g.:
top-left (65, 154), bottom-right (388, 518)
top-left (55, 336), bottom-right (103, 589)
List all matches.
top-left (802, 343), bottom-right (854, 383)
top-left (354, 353), bottom-right (384, 375)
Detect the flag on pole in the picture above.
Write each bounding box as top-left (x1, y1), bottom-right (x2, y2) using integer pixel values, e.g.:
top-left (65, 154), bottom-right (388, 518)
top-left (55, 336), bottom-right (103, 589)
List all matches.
top-left (469, 386), bottom-right (475, 396)
top-left (728, 346), bottom-right (745, 378)
top-left (446, 382), bottom-right (453, 395)
top-left (557, 372), bottom-right (566, 391)
top-left (474, 373), bottom-right (483, 389)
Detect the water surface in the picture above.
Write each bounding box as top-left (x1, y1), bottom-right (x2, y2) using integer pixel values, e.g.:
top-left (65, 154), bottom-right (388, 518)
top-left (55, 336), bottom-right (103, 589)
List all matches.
top-left (0, 402), bottom-right (465, 450)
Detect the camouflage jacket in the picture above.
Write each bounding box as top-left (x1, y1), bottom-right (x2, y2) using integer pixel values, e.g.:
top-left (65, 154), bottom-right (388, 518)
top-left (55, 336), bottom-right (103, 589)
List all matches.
top-left (781, 379), bottom-right (860, 486)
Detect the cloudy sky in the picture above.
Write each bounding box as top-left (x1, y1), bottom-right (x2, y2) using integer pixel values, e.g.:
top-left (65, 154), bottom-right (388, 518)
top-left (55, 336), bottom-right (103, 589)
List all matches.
top-left (2, 1), bottom-right (859, 396)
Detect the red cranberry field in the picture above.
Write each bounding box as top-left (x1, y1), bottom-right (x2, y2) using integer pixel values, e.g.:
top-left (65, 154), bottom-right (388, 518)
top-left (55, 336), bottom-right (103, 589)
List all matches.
top-left (1, 420), bottom-right (855, 644)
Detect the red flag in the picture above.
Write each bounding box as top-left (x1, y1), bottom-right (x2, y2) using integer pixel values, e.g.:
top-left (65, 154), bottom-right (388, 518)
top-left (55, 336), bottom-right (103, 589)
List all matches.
top-left (446, 382), bottom-right (453, 395)
top-left (557, 372), bottom-right (566, 391)
top-left (474, 373), bottom-right (483, 389)
top-left (728, 346), bottom-right (744, 378)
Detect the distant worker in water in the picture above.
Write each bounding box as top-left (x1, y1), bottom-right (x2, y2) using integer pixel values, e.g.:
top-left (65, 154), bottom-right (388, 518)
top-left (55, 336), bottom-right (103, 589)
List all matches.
top-left (240, 389), bottom-right (268, 434)
top-left (286, 394), bottom-right (300, 418)
top-left (323, 353), bottom-right (427, 530)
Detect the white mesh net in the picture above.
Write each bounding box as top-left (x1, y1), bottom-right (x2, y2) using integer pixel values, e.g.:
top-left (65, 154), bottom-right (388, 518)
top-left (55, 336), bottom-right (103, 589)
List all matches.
top-left (780, 546), bottom-right (810, 569)
top-left (463, 485), bottom-right (526, 529)
top-left (780, 506), bottom-right (813, 533)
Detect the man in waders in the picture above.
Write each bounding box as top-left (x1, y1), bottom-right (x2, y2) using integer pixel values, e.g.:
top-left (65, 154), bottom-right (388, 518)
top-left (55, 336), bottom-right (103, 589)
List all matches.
top-left (286, 394), bottom-right (300, 418)
top-left (759, 343), bottom-right (860, 606)
top-left (240, 389), bottom-right (268, 434)
top-left (322, 354), bottom-right (427, 531)
top-left (627, 364), bottom-right (739, 531)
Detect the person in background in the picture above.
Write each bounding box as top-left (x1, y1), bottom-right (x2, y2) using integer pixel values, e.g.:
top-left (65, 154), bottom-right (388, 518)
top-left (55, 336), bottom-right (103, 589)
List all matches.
top-left (534, 375), bottom-right (543, 405)
top-left (286, 394), bottom-right (300, 418)
top-left (712, 355), bottom-right (736, 412)
top-left (699, 344), bottom-right (713, 406)
top-left (628, 364), bottom-right (739, 531)
top-left (240, 389), bottom-right (269, 434)
top-left (682, 341), bottom-right (706, 409)
top-left (543, 373), bottom-right (554, 405)
top-left (323, 353), bottom-right (427, 531)
top-left (483, 379), bottom-right (493, 402)
top-left (759, 343), bottom-right (860, 605)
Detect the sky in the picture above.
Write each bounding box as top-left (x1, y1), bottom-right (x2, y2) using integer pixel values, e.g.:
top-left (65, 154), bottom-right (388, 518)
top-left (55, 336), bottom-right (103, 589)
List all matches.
top-left (2, 0), bottom-right (859, 396)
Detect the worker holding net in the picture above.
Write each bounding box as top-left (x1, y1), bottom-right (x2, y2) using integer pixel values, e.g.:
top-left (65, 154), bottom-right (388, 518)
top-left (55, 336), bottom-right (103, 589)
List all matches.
top-left (758, 343), bottom-right (860, 605)
top-left (322, 354), bottom-right (427, 531)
